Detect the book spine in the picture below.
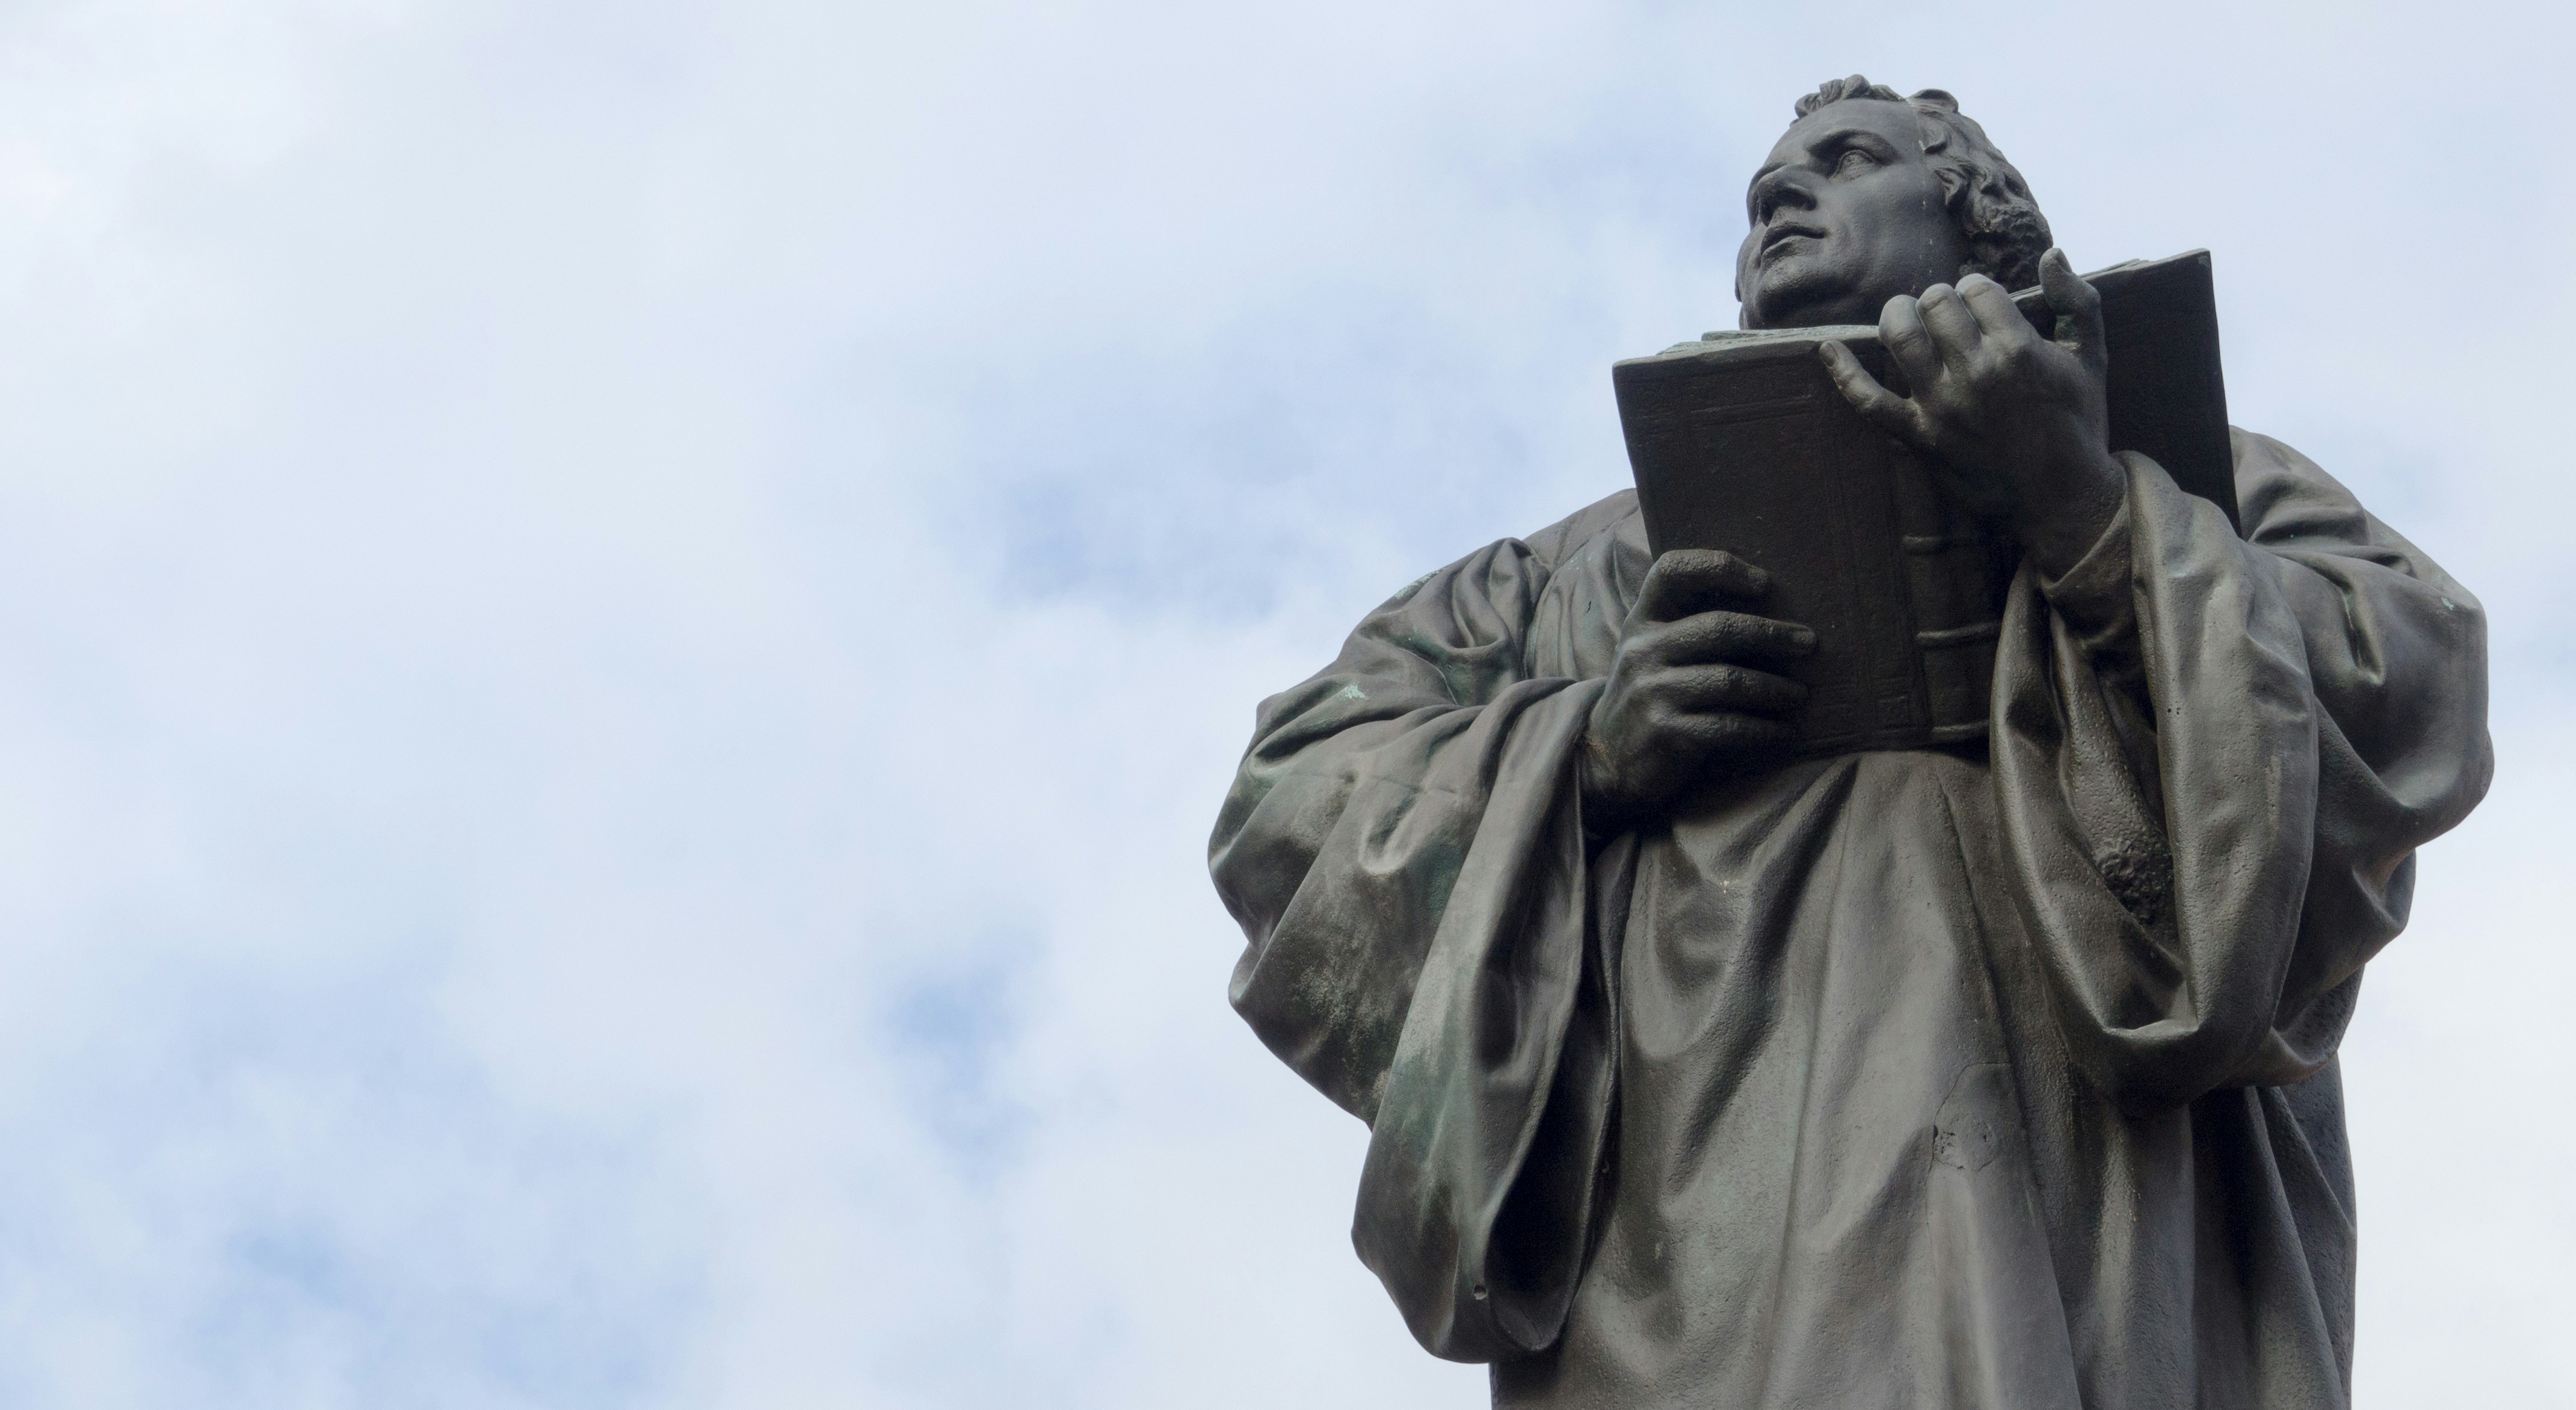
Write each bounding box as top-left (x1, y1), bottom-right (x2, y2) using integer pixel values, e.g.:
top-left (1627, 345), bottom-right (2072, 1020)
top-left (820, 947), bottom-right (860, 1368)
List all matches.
top-left (1887, 462), bottom-right (2011, 744)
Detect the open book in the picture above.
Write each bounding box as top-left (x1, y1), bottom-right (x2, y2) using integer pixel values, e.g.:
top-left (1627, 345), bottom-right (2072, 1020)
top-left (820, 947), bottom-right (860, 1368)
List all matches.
top-left (1612, 250), bottom-right (2233, 756)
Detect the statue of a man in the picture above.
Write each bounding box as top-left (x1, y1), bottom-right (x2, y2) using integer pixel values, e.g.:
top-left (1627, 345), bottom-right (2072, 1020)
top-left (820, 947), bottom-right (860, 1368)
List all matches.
top-left (1210, 75), bottom-right (2491, 1409)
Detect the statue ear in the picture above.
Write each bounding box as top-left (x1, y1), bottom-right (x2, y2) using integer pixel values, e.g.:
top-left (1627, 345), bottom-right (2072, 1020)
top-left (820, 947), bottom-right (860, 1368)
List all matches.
top-left (1932, 162), bottom-right (1968, 207)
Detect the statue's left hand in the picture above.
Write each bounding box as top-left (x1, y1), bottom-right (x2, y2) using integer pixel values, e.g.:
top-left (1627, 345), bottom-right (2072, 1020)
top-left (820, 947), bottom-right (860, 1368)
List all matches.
top-left (1819, 247), bottom-right (2125, 579)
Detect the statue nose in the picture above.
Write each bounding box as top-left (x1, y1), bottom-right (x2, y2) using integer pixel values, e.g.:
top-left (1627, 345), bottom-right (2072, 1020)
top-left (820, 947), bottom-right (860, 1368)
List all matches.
top-left (1751, 168), bottom-right (1817, 224)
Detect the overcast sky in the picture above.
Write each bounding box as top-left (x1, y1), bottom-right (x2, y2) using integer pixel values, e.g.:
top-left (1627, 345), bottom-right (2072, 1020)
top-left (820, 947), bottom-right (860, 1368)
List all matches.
top-left (0, 1), bottom-right (2565, 1406)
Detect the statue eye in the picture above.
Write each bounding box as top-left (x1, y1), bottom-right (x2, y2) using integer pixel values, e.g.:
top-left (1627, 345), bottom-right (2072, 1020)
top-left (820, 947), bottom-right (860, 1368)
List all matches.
top-left (1833, 147), bottom-right (1879, 177)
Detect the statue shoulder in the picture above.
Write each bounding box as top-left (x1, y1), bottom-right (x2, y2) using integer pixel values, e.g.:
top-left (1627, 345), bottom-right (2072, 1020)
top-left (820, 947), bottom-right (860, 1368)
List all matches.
top-left (1518, 487), bottom-right (1642, 573)
top-left (2228, 426), bottom-right (2377, 545)
top-left (2228, 427), bottom-right (2475, 601)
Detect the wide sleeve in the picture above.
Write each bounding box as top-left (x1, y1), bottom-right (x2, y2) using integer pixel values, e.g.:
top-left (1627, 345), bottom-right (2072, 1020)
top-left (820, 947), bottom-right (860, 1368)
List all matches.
top-left (1209, 531), bottom-right (1622, 1362)
top-left (1989, 433), bottom-right (2491, 1110)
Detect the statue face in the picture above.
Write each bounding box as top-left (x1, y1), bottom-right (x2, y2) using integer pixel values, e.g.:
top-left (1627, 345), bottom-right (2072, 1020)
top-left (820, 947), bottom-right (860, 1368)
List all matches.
top-left (1735, 99), bottom-right (1969, 330)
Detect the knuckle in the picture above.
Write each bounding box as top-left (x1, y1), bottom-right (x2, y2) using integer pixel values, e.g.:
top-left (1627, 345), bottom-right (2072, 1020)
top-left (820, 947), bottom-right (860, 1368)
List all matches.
top-left (1665, 549), bottom-right (1726, 585)
top-left (1710, 712), bottom-right (1764, 744)
top-left (1679, 713), bottom-right (1736, 746)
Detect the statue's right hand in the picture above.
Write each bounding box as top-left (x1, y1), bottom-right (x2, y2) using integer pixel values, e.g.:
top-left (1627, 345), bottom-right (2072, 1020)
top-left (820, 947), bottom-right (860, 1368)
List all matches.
top-left (1580, 549), bottom-right (1814, 835)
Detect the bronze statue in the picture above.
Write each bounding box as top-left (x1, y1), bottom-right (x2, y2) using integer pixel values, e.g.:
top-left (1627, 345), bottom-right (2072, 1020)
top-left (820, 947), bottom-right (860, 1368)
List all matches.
top-left (1210, 76), bottom-right (2491, 1408)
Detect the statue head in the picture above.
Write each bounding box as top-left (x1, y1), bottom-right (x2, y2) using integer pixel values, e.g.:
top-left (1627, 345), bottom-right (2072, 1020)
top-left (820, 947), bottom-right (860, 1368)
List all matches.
top-left (1734, 76), bottom-right (2051, 330)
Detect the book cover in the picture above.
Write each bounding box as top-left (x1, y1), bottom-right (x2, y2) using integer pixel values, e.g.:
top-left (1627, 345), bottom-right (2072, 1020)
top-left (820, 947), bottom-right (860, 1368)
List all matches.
top-left (1614, 250), bottom-right (2233, 756)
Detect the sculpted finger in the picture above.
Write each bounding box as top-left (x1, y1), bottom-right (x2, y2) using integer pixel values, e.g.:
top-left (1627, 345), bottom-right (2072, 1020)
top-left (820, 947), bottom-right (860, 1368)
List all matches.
top-left (1819, 341), bottom-right (1920, 444)
top-left (1877, 294), bottom-right (1943, 392)
top-left (2039, 248), bottom-right (2107, 376)
top-left (1669, 710), bottom-right (1796, 759)
top-left (1957, 274), bottom-right (2033, 347)
top-left (1656, 609), bottom-right (1817, 666)
top-left (1915, 282), bottom-right (1983, 369)
top-left (1659, 663), bottom-right (1807, 719)
top-left (1637, 549), bottom-right (1771, 622)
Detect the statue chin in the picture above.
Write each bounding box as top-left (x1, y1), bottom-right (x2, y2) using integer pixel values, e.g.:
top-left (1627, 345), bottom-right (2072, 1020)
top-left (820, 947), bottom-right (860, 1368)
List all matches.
top-left (1741, 261), bottom-right (1864, 330)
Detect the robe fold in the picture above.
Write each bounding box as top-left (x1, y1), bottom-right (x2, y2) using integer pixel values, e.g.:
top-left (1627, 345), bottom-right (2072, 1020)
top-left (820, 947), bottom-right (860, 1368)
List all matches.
top-left (1210, 430), bottom-right (2490, 1409)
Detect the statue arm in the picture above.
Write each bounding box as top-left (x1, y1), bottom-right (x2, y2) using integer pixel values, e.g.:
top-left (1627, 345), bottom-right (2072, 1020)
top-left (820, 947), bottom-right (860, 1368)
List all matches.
top-left (2229, 431), bottom-right (2491, 1074)
top-left (1210, 534), bottom-right (1570, 1118)
top-left (1990, 434), bottom-right (2490, 1109)
top-left (1208, 525), bottom-right (1622, 1362)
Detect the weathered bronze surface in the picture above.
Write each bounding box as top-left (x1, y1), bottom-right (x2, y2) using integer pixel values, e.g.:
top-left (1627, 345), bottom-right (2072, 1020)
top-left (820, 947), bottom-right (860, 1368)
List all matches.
top-left (1211, 76), bottom-right (2490, 1409)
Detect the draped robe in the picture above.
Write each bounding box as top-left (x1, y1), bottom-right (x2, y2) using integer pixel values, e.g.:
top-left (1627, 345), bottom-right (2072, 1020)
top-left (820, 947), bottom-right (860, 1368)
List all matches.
top-left (1209, 432), bottom-right (2491, 1409)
